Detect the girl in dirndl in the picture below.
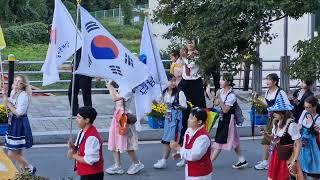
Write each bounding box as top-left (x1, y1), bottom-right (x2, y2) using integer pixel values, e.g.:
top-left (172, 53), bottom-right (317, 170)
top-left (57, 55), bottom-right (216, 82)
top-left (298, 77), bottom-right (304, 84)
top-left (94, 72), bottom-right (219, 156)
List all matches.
top-left (261, 95), bottom-right (302, 180)
top-left (254, 73), bottom-right (291, 170)
top-left (105, 81), bottom-right (144, 175)
top-left (211, 73), bottom-right (248, 169)
top-left (3, 75), bottom-right (36, 174)
top-left (298, 96), bottom-right (320, 180)
top-left (153, 75), bottom-right (187, 169)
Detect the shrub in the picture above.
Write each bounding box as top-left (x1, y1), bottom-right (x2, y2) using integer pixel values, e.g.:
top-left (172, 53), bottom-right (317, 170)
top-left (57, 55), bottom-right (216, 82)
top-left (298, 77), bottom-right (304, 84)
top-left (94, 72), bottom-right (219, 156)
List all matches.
top-left (3, 22), bottom-right (48, 45)
top-left (13, 171), bottom-right (49, 180)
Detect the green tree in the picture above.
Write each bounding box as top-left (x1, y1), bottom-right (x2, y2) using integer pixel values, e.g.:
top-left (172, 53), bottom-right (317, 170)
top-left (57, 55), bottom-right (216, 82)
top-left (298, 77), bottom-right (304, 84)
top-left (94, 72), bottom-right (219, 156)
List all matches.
top-left (29, 0), bottom-right (48, 22)
top-left (122, 0), bottom-right (135, 25)
top-left (289, 36), bottom-right (320, 81)
top-left (0, 0), bottom-right (47, 26)
top-left (153, 0), bottom-right (320, 73)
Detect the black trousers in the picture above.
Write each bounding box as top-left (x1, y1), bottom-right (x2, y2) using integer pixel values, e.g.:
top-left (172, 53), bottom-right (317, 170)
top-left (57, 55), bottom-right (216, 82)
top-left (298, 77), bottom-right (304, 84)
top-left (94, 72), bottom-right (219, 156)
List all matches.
top-left (179, 78), bottom-right (206, 108)
top-left (80, 172), bottom-right (104, 180)
top-left (177, 78), bottom-right (205, 145)
top-left (68, 74), bottom-right (93, 116)
top-left (179, 108), bottom-right (190, 145)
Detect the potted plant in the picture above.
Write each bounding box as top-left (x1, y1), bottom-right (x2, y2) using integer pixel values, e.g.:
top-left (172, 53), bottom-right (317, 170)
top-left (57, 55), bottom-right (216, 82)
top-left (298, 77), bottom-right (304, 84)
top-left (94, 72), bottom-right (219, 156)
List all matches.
top-left (250, 96), bottom-right (268, 125)
top-left (147, 102), bottom-right (167, 129)
top-left (0, 104), bottom-right (8, 136)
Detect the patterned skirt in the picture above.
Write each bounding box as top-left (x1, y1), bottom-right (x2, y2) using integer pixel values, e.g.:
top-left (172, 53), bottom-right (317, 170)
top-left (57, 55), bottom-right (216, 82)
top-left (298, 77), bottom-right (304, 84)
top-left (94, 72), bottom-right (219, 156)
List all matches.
top-left (5, 114), bottom-right (33, 150)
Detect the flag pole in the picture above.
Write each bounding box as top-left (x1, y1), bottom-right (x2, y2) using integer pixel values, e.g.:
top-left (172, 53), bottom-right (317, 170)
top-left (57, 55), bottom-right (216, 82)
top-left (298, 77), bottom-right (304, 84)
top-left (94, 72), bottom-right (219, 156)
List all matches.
top-left (69, 0), bottom-right (81, 140)
top-left (146, 18), bottom-right (163, 92)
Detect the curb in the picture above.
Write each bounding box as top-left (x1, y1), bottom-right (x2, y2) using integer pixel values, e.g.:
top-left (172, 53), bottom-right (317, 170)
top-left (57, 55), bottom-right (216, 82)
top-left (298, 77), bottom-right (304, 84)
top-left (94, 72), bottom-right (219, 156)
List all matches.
top-left (0, 125), bottom-right (264, 145)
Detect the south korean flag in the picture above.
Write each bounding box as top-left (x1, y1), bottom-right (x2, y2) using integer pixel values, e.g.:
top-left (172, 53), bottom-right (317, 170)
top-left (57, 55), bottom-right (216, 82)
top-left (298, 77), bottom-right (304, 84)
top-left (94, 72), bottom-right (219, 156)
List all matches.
top-left (76, 6), bottom-right (149, 96)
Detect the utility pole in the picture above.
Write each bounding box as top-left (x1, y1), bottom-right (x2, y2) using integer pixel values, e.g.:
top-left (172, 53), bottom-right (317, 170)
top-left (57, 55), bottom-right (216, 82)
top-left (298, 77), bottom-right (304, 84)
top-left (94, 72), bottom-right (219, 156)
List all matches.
top-left (280, 16), bottom-right (290, 92)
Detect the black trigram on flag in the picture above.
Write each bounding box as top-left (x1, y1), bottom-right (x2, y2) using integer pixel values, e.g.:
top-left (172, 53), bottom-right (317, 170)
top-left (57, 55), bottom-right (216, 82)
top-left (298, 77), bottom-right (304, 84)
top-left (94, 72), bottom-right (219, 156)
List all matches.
top-left (125, 53), bottom-right (134, 68)
top-left (85, 21), bottom-right (100, 33)
top-left (88, 55), bottom-right (92, 67)
top-left (109, 65), bottom-right (123, 76)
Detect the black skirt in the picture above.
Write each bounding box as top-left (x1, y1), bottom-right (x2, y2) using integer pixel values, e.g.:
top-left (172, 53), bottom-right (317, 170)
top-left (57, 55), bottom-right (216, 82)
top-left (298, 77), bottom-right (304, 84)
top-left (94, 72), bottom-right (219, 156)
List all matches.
top-left (215, 113), bottom-right (231, 144)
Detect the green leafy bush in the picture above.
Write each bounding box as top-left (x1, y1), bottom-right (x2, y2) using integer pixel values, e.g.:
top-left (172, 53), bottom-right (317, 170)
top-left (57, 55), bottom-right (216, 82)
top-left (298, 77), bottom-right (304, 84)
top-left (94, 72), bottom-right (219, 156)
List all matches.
top-left (100, 19), bottom-right (141, 40)
top-left (13, 171), bottom-right (49, 180)
top-left (3, 22), bottom-right (48, 45)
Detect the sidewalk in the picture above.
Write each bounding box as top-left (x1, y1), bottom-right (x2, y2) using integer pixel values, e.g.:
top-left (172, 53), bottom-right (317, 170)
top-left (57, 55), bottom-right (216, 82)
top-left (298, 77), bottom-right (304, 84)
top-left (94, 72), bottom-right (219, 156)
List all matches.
top-left (0, 92), bottom-right (262, 144)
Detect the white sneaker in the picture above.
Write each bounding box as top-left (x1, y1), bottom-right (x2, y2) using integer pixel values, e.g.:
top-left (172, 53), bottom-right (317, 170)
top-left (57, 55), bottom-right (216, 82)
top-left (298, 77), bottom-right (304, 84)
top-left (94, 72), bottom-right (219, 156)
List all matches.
top-left (254, 161), bottom-right (268, 170)
top-left (105, 164), bottom-right (125, 175)
top-left (153, 159), bottom-right (167, 169)
top-left (127, 162), bottom-right (144, 175)
top-left (176, 159), bottom-right (185, 167)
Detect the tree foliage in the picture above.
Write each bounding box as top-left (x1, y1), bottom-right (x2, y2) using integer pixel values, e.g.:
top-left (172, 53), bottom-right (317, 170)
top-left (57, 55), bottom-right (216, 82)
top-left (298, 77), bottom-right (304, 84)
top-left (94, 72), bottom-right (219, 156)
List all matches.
top-left (0, 0), bottom-right (43, 27)
top-left (153, 0), bottom-right (320, 73)
top-left (289, 36), bottom-right (320, 81)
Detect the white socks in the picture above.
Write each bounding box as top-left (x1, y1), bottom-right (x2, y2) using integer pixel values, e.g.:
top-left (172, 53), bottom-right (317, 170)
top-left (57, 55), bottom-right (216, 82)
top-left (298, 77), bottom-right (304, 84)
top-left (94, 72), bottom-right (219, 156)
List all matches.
top-left (238, 156), bottom-right (246, 163)
top-left (261, 160), bottom-right (268, 165)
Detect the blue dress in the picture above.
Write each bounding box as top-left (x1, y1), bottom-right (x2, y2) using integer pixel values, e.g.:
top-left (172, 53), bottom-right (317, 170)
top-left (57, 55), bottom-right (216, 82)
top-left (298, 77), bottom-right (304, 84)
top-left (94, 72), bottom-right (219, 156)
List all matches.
top-left (299, 116), bottom-right (320, 176)
top-left (5, 91), bottom-right (33, 150)
top-left (5, 113), bottom-right (33, 150)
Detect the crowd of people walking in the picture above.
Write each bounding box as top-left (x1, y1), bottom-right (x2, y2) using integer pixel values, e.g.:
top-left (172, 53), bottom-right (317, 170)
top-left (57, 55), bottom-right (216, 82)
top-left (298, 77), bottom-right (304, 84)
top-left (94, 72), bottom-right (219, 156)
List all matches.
top-left (1, 40), bottom-right (320, 180)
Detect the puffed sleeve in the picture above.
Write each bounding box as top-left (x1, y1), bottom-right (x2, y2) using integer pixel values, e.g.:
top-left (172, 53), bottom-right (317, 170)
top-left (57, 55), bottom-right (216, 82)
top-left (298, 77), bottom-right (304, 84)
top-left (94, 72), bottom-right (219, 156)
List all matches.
top-left (15, 92), bottom-right (29, 115)
top-left (288, 122), bottom-right (301, 140)
top-left (179, 91), bottom-right (187, 109)
top-left (224, 93), bottom-right (236, 107)
top-left (298, 110), bottom-right (307, 125)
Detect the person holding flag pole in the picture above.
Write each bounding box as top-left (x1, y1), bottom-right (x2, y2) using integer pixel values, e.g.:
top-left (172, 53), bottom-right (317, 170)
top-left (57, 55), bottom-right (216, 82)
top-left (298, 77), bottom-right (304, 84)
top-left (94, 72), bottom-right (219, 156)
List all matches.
top-left (41, 0), bottom-right (82, 143)
top-left (64, 1), bottom-right (100, 178)
top-left (74, 3), bottom-right (151, 176)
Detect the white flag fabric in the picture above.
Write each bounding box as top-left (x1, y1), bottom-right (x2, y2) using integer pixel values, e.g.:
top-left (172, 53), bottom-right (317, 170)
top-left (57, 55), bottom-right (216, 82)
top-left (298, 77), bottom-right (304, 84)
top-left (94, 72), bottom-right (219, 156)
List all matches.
top-left (41, 0), bottom-right (82, 86)
top-left (76, 7), bottom-right (149, 96)
top-left (140, 18), bottom-right (168, 86)
top-left (134, 18), bottom-right (168, 130)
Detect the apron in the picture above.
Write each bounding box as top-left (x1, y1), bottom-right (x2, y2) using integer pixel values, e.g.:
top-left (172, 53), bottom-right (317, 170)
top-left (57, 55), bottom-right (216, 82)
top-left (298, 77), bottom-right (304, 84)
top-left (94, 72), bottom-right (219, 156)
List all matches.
top-left (215, 92), bottom-right (235, 144)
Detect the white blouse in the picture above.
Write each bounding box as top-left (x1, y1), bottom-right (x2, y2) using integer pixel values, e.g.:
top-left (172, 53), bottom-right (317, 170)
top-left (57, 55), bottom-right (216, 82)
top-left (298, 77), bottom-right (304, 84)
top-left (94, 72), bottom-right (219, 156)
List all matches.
top-left (75, 130), bottom-right (101, 166)
top-left (8, 91), bottom-right (29, 115)
top-left (219, 88), bottom-right (236, 107)
top-left (264, 89), bottom-right (290, 105)
top-left (298, 110), bottom-right (320, 128)
top-left (163, 91), bottom-right (187, 109)
top-left (182, 57), bottom-right (201, 80)
top-left (179, 126), bottom-right (212, 180)
top-left (272, 119), bottom-right (301, 140)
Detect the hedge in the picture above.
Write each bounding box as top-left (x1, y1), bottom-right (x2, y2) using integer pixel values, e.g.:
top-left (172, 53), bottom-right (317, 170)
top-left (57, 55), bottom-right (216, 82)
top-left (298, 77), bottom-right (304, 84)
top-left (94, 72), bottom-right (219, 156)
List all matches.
top-left (3, 22), bottom-right (48, 45)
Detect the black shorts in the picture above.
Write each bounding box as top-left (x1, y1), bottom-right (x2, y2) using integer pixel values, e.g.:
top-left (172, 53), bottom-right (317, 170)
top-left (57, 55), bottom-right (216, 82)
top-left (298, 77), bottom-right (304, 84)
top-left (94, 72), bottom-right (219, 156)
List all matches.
top-left (80, 172), bottom-right (104, 180)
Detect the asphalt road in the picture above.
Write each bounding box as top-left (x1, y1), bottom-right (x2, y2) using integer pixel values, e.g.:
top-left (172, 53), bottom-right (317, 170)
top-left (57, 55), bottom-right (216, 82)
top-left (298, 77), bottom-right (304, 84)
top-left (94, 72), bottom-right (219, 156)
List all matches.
top-left (21, 139), bottom-right (267, 180)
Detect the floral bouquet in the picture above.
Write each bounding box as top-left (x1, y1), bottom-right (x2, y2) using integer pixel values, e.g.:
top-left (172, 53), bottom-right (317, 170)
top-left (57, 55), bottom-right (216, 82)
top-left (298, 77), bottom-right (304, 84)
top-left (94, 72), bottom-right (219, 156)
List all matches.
top-left (148, 102), bottom-right (167, 119)
top-left (0, 104), bottom-right (7, 124)
top-left (252, 96), bottom-right (268, 115)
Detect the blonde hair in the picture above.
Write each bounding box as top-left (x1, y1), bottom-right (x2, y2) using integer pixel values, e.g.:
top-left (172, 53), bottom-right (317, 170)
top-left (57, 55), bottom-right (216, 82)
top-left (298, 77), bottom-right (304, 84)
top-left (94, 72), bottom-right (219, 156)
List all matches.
top-left (12, 74), bottom-right (32, 96)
